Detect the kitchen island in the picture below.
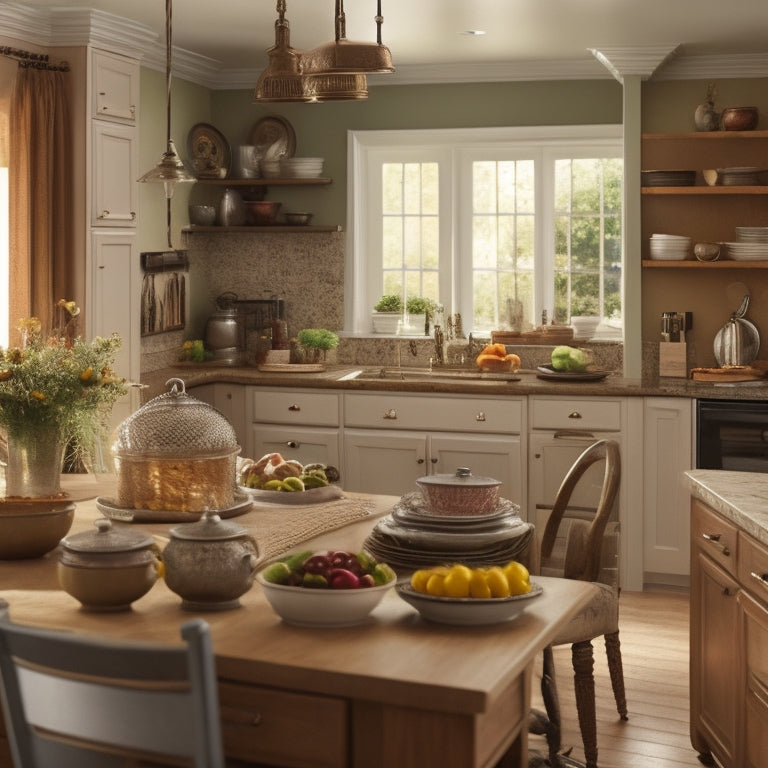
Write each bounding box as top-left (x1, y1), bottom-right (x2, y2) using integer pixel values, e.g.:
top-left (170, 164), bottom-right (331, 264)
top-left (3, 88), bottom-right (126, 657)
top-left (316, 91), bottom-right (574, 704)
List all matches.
top-left (0, 479), bottom-right (593, 768)
top-left (687, 470), bottom-right (768, 768)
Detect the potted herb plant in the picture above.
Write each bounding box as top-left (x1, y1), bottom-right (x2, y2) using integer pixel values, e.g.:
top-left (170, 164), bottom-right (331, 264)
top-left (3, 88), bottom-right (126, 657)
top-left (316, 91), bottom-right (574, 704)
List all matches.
top-left (295, 328), bottom-right (340, 364)
top-left (403, 297), bottom-right (437, 335)
top-left (372, 295), bottom-right (403, 334)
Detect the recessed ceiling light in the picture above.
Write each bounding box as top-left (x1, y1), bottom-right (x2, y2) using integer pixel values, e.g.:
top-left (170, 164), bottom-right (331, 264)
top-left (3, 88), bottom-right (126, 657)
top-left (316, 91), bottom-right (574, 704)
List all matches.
top-left (461, 30), bottom-right (486, 37)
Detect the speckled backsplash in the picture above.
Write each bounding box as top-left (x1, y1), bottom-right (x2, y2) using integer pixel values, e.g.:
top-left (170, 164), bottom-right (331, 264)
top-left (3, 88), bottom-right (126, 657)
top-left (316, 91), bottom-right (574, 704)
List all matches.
top-left (141, 230), bottom-right (625, 375)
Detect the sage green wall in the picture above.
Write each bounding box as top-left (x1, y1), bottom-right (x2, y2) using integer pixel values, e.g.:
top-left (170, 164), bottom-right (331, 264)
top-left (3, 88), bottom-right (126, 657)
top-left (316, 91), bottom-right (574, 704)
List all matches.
top-left (196, 80), bottom-right (623, 227)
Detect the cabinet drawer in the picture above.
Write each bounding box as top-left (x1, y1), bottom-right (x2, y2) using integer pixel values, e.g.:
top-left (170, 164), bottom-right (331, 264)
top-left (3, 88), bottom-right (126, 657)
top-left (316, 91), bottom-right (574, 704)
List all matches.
top-left (692, 499), bottom-right (738, 577)
top-left (344, 393), bottom-right (523, 433)
top-left (739, 532), bottom-right (768, 604)
top-left (250, 389), bottom-right (340, 426)
top-left (529, 396), bottom-right (622, 431)
top-left (219, 681), bottom-right (347, 767)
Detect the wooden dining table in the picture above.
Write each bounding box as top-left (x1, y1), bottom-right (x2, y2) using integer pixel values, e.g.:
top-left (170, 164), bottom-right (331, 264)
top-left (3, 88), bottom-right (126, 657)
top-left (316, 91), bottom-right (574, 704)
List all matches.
top-left (0, 476), bottom-right (593, 768)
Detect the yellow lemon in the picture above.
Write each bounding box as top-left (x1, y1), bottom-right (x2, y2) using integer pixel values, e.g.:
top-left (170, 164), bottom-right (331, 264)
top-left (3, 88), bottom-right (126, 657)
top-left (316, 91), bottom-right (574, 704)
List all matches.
top-left (426, 572), bottom-right (447, 596)
top-left (410, 569), bottom-right (432, 594)
top-left (486, 567), bottom-right (512, 598)
top-left (469, 569), bottom-right (492, 599)
top-left (443, 564), bottom-right (473, 598)
top-left (503, 561), bottom-right (532, 595)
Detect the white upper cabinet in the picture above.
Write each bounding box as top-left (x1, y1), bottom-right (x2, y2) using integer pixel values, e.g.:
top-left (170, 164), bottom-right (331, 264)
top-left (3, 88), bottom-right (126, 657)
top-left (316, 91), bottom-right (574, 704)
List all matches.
top-left (92, 50), bottom-right (139, 124)
top-left (91, 120), bottom-right (138, 227)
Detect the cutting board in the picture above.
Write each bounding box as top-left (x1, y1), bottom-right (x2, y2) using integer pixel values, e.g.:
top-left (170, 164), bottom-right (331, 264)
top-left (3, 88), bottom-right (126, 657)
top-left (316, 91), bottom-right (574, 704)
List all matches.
top-left (690, 365), bottom-right (767, 382)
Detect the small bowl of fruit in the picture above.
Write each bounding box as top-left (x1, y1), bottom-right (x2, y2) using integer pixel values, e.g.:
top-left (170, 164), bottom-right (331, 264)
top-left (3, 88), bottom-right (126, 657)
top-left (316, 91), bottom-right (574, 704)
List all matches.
top-left (257, 549), bottom-right (397, 627)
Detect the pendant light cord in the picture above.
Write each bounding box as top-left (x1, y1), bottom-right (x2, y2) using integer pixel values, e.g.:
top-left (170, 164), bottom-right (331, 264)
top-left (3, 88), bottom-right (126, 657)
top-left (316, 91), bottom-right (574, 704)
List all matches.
top-left (166, 0), bottom-right (173, 249)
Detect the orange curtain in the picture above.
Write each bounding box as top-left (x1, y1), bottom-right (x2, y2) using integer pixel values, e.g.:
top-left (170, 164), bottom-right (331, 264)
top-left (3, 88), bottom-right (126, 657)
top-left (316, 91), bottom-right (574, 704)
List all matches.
top-left (8, 66), bottom-right (75, 341)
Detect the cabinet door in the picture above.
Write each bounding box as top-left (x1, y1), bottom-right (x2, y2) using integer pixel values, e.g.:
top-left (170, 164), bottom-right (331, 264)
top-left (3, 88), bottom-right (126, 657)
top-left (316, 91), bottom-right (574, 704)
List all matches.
top-left (192, 384), bottom-right (247, 451)
top-left (428, 433), bottom-right (524, 508)
top-left (343, 429), bottom-right (427, 495)
top-left (739, 590), bottom-right (768, 768)
top-left (251, 425), bottom-right (340, 472)
top-left (90, 232), bottom-right (139, 428)
top-left (92, 121), bottom-right (138, 227)
top-left (643, 398), bottom-right (693, 579)
top-left (92, 50), bottom-right (138, 123)
top-left (690, 549), bottom-right (740, 766)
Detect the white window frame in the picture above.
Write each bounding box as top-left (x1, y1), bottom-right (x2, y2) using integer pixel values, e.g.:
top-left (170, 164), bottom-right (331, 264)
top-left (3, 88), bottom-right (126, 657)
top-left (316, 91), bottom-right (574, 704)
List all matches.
top-left (346, 125), bottom-right (623, 336)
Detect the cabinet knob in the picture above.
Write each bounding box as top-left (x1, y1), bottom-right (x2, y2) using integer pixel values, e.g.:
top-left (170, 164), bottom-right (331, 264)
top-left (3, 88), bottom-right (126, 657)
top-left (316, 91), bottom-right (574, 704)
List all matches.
top-left (383, 409), bottom-right (397, 420)
top-left (288, 404), bottom-right (301, 412)
top-left (430, 457), bottom-right (438, 464)
top-left (475, 411), bottom-right (486, 422)
top-left (286, 441), bottom-right (299, 449)
top-left (568, 411), bottom-right (582, 419)
top-left (417, 458), bottom-right (425, 464)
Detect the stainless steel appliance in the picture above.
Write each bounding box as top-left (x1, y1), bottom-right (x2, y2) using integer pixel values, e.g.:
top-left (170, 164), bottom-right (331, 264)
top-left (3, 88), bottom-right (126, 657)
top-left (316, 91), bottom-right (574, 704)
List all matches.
top-left (696, 399), bottom-right (768, 472)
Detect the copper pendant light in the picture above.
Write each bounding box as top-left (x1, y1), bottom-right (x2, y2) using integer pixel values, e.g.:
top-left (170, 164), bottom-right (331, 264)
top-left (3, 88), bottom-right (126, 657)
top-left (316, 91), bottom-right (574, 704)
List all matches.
top-left (304, 0), bottom-right (395, 76)
top-left (253, 0), bottom-right (316, 103)
top-left (307, 73), bottom-right (369, 102)
top-left (137, 0), bottom-right (195, 198)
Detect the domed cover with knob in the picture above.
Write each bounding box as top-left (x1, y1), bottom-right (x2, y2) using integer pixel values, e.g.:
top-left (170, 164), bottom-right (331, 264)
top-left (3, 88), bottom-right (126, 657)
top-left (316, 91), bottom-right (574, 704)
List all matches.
top-left (111, 378), bottom-right (241, 513)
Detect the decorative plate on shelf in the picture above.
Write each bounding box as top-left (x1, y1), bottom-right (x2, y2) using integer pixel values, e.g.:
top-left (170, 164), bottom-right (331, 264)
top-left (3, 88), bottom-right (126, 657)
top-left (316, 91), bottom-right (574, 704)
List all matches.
top-left (250, 115), bottom-right (297, 161)
top-left (396, 581), bottom-right (543, 625)
top-left (187, 123), bottom-right (231, 179)
top-left (536, 365), bottom-right (610, 382)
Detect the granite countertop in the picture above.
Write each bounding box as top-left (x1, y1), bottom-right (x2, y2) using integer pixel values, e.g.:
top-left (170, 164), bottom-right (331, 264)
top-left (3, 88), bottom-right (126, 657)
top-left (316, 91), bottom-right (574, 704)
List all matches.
top-left (141, 363), bottom-right (768, 402)
top-left (687, 470), bottom-right (768, 547)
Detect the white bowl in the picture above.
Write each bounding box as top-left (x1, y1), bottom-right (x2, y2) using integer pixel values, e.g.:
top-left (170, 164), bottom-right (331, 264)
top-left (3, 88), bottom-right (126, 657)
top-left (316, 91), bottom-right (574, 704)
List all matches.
top-left (257, 570), bottom-right (395, 627)
top-left (396, 581), bottom-right (543, 625)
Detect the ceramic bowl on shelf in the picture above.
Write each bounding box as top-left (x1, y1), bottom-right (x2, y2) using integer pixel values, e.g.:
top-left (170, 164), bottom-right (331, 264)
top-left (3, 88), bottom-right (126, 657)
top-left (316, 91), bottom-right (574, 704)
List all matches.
top-left (722, 107), bottom-right (759, 131)
top-left (188, 205), bottom-right (217, 226)
top-left (694, 243), bottom-right (721, 262)
top-left (283, 212), bottom-right (313, 226)
top-left (245, 200), bottom-right (281, 225)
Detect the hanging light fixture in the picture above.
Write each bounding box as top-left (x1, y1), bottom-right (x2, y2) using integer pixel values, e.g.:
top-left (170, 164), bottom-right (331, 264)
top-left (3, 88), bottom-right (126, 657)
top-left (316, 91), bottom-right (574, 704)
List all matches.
top-left (303, 0), bottom-right (395, 76)
top-left (253, 0), bottom-right (317, 103)
top-left (138, 0), bottom-right (195, 199)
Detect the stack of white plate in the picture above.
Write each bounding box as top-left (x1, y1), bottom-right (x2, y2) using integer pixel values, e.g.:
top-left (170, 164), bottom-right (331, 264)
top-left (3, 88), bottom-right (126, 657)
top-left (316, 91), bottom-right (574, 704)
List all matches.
top-left (722, 241), bottom-right (768, 261)
top-left (736, 226), bottom-right (768, 243)
top-left (649, 234), bottom-right (691, 260)
top-left (279, 157), bottom-right (324, 178)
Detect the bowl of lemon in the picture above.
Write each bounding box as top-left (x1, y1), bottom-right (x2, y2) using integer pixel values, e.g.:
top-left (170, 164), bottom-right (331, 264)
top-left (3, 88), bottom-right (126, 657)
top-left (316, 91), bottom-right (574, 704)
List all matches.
top-left (395, 561), bottom-right (541, 625)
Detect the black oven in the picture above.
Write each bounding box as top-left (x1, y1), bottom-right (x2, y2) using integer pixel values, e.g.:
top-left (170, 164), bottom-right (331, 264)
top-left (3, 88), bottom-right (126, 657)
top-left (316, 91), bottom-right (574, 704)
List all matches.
top-left (697, 399), bottom-right (768, 472)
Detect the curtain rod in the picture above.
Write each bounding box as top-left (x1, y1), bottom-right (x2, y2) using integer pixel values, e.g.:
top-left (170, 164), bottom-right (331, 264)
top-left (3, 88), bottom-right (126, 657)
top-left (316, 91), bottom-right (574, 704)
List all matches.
top-left (0, 46), bottom-right (69, 72)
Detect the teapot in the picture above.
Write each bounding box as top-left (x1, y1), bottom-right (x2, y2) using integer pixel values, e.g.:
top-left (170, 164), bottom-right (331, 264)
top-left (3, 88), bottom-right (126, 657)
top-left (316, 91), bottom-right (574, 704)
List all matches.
top-left (163, 512), bottom-right (260, 611)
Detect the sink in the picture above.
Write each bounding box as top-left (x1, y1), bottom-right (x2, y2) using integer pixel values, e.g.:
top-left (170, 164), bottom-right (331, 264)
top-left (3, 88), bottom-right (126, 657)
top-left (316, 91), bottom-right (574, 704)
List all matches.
top-left (337, 368), bottom-right (521, 382)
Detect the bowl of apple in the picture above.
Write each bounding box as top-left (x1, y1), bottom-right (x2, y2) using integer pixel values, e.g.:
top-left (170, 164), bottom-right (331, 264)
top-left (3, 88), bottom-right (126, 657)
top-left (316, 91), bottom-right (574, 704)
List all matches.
top-left (256, 549), bottom-right (396, 627)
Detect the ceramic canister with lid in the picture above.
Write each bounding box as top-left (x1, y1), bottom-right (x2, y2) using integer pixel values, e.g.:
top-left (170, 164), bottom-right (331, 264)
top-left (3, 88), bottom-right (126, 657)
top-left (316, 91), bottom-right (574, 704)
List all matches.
top-left (163, 512), bottom-right (260, 611)
top-left (416, 467), bottom-right (502, 516)
top-left (58, 518), bottom-right (162, 611)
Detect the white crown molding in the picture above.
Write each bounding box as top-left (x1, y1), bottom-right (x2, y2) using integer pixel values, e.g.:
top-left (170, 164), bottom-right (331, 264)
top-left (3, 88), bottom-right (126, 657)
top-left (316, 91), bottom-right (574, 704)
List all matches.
top-left (2, 3), bottom-right (766, 89)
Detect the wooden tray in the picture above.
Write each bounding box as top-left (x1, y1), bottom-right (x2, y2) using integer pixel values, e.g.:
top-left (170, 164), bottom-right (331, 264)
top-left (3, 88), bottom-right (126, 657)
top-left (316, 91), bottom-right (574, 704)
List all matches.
top-left (492, 327), bottom-right (574, 346)
top-left (690, 366), bottom-right (766, 382)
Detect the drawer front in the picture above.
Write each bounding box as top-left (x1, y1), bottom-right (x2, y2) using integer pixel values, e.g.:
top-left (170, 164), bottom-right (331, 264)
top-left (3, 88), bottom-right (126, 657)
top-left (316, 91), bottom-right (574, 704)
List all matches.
top-left (692, 499), bottom-right (738, 577)
top-left (251, 425), bottom-right (341, 469)
top-left (344, 392), bottom-right (523, 433)
top-left (740, 532), bottom-right (768, 604)
top-left (250, 389), bottom-right (340, 426)
top-left (529, 396), bottom-right (622, 431)
top-left (219, 681), bottom-right (347, 768)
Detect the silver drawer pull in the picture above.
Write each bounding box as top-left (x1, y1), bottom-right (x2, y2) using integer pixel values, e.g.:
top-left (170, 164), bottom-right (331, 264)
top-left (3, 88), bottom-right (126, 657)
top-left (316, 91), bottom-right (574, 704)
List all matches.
top-left (702, 532), bottom-right (730, 556)
top-left (383, 408), bottom-right (397, 420)
top-left (475, 411), bottom-right (486, 422)
top-left (288, 404), bottom-right (301, 411)
top-left (750, 571), bottom-right (768, 589)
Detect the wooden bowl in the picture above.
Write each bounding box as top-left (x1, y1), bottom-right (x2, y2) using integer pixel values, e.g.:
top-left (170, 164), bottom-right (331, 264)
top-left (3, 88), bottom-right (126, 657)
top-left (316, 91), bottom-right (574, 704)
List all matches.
top-left (0, 499), bottom-right (75, 559)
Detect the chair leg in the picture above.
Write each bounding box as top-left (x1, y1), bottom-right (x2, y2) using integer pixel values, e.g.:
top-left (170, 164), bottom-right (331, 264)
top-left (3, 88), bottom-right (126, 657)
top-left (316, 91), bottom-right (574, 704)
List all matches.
top-left (571, 640), bottom-right (598, 768)
top-left (604, 631), bottom-right (628, 721)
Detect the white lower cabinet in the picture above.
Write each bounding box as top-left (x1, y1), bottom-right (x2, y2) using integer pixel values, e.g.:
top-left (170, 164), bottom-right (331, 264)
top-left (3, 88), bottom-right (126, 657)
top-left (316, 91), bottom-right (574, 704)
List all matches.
top-left (343, 428), bottom-right (522, 502)
top-left (643, 397), bottom-right (693, 584)
top-left (342, 392), bottom-right (525, 504)
top-left (252, 425), bottom-right (341, 471)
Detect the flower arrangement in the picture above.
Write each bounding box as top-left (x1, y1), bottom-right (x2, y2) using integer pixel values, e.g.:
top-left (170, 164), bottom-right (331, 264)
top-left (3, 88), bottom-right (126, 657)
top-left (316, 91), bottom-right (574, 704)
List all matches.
top-left (0, 300), bottom-right (126, 464)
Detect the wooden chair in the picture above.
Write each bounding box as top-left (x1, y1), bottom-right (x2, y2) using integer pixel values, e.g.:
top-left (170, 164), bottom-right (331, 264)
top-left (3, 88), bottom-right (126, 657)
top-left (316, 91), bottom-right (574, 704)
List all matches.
top-left (529, 439), bottom-right (627, 768)
top-left (0, 599), bottom-right (225, 768)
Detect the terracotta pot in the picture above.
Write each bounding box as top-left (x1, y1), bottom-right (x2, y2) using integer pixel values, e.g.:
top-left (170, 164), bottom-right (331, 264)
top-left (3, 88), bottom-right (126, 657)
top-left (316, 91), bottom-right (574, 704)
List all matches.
top-left (722, 107), bottom-right (758, 131)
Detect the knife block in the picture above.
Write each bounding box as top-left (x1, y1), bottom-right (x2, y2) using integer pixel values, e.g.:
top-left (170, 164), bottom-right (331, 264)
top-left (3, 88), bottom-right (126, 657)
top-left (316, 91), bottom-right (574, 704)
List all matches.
top-left (659, 342), bottom-right (687, 378)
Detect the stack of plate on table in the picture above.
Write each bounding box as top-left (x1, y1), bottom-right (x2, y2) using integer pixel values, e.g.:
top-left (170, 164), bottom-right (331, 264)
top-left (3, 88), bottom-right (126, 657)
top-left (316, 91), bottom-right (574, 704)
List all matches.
top-left (721, 241), bottom-right (768, 261)
top-left (736, 226), bottom-right (768, 243)
top-left (649, 233), bottom-right (691, 260)
top-left (362, 491), bottom-right (534, 571)
top-left (718, 167), bottom-right (762, 186)
top-left (641, 170), bottom-right (696, 187)
top-left (279, 157), bottom-right (324, 178)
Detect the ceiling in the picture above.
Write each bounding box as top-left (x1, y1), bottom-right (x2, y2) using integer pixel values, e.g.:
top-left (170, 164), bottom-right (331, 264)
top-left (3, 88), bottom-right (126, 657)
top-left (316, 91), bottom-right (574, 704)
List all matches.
top-left (8, 0), bottom-right (768, 86)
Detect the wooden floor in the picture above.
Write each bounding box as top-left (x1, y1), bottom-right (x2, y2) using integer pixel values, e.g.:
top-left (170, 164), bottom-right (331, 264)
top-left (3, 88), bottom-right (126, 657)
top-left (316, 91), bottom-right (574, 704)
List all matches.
top-left (528, 587), bottom-right (703, 768)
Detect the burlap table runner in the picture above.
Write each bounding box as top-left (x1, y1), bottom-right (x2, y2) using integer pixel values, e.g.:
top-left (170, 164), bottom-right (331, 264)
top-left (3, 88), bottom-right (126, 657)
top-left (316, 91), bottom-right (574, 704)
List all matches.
top-left (250, 496), bottom-right (377, 561)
